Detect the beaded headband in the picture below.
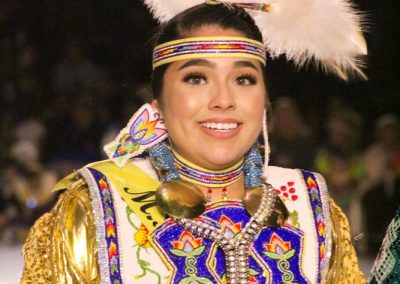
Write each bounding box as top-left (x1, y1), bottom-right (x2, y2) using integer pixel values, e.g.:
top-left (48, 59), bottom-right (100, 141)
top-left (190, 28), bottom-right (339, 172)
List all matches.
top-left (152, 36), bottom-right (266, 69)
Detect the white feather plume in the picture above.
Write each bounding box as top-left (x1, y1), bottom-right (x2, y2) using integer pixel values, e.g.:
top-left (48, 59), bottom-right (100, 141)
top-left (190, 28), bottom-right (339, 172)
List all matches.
top-left (250, 0), bottom-right (367, 80)
top-left (142, 0), bottom-right (367, 80)
top-left (142, 0), bottom-right (203, 22)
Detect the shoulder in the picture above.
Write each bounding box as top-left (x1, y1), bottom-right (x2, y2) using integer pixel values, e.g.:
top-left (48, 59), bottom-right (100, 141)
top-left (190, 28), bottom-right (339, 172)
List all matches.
top-left (327, 199), bottom-right (366, 282)
top-left (21, 174), bottom-right (96, 283)
top-left (266, 165), bottom-right (331, 228)
top-left (266, 166), bottom-right (328, 195)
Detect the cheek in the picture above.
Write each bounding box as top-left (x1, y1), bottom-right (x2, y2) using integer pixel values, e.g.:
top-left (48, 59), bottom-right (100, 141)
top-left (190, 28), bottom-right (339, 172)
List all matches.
top-left (242, 92), bottom-right (265, 117)
top-left (160, 89), bottom-right (199, 134)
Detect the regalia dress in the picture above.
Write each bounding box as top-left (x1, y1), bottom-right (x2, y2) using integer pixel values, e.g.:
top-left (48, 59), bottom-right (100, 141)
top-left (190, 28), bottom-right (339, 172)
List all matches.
top-left (21, 157), bottom-right (365, 283)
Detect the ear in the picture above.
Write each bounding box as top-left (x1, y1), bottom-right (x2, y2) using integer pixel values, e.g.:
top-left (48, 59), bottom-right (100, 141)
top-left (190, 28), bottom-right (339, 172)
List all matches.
top-left (150, 99), bottom-right (164, 118)
top-left (150, 99), bottom-right (159, 111)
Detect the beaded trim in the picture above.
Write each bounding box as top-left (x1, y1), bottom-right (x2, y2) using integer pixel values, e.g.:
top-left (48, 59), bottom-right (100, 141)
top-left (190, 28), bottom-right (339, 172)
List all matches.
top-left (153, 36), bottom-right (266, 69)
top-left (314, 172), bottom-right (332, 281)
top-left (301, 170), bottom-right (327, 284)
top-left (172, 149), bottom-right (244, 188)
top-left (79, 168), bottom-right (124, 284)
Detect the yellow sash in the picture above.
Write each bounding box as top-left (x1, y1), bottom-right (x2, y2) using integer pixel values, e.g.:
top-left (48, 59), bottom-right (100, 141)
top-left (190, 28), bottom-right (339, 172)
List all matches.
top-left (52, 159), bottom-right (164, 232)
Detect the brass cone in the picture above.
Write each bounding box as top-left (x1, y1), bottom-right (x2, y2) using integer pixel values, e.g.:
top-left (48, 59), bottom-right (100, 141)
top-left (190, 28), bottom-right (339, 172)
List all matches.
top-left (243, 186), bottom-right (289, 227)
top-left (156, 180), bottom-right (206, 219)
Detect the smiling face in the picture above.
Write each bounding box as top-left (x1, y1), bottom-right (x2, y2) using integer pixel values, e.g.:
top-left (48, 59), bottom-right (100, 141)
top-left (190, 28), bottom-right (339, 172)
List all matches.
top-left (155, 26), bottom-right (266, 170)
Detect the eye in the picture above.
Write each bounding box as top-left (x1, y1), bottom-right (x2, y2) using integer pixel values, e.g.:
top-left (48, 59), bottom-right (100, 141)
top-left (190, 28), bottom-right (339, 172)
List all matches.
top-left (183, 72), bottom-right (207, 85)
top-left (236, 74), bottom-right (257, 86)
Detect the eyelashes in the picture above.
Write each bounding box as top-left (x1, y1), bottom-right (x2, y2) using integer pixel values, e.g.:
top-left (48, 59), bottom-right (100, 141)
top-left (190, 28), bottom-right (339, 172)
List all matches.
top-left (236, 74), bottom-right (257, 86)
top-left (182, 72), bottom-right (207, 85)
top-left (182, 72), bottom-right (258, 86)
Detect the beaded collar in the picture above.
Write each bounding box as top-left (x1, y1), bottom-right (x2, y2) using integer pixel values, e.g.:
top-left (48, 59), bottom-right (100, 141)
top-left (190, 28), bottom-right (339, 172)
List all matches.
top-left (172, 149), bottom-right (244, 188)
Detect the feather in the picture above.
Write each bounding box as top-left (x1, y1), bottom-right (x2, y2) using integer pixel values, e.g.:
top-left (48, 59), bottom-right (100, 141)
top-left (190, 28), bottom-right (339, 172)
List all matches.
top-left (250, 0), bottom-right (367, 80)
top-left (142, 0), bottom-right (203, 22)
top-left (142, 0), bottom-right (367, 80)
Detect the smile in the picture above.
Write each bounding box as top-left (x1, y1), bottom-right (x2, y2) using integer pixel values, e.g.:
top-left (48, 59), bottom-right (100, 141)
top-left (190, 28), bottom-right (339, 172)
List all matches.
top-left (200, 122), bottom-right (239, 131)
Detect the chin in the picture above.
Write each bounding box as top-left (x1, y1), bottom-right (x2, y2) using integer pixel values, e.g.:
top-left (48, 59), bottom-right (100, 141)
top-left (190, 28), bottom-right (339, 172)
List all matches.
top-left (203, 149), bottom-right (244, 169)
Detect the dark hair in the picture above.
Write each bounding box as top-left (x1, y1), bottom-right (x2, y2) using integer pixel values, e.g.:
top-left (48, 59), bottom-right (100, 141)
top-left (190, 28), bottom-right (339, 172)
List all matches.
top-left (151, 3), bottom-right (265, 100)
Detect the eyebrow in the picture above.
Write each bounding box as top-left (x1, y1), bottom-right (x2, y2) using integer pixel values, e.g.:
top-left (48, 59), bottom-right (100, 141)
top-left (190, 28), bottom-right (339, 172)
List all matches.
top-left (178, 58), bottom-right (260, 71)
top-left (178, 59), bottom-right (215, 70)
top-left (233, 60), bottom-right (259, 70)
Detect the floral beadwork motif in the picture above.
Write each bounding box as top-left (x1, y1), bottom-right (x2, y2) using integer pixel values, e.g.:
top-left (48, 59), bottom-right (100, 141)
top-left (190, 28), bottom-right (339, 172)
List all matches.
top-left (263, 233), bottom-right (296, 283)
top-left (275, 181), bottom-right (298, 202)
top-left (89, 169), bottom-right (123, 284)
top-left (302, 170), bottom-right (327, 283)
top-left (134, 223), bottom-right (151, 248)
top-left (218, 215), bottom-right (242, 239)
top-left (170, 231), bottom-right (212, 284)
top-left (104, 104), bottom-right (168, 167)
top-left (126, 206), bottom-right (161, 283)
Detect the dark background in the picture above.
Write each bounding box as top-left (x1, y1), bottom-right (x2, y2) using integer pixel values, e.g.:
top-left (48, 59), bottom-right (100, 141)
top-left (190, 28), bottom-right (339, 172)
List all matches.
top-left (2, 0), bottom-right (399, 119)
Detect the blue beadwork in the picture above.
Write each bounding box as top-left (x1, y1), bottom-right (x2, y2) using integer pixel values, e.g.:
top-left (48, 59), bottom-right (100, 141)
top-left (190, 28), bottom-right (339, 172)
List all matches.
top-left (244, 141), bottom-right (264, 188)
top-left (148, 142), bottom-right (180, 182)
top-left (151, 201), bottom-right (308, 283)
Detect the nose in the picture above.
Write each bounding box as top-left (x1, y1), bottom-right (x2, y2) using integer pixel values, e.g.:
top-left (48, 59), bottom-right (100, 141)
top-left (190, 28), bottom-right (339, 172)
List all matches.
top-left (208, 81), bottom-right (236, 111)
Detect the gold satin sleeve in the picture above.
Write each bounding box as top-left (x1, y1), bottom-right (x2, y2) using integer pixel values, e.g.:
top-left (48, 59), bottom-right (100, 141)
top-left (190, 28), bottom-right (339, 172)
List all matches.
top-left (21, 176), bottom-right (99, 284)
top-left (326, 199), bottom-right (366, 284)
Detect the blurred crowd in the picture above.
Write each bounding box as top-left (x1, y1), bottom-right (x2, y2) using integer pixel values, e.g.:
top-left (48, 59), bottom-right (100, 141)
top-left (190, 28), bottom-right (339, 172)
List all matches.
top-left (0, 0), bottom-right (399, 260)
top-left (269, 98), bottom-right (400, 255)
top-left (0, 0), bottom-right (152, 241)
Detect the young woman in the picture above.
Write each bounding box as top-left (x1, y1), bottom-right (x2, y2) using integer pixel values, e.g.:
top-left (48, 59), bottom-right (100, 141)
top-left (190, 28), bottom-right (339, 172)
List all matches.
top-left (21, 2), bottom-right (367, 283)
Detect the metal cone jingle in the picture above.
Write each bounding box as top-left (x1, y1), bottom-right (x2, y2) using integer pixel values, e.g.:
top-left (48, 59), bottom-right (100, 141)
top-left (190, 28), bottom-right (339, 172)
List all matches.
top-left (243, 185), bottom-right (289, 227)
top-left (156, 180), bottom-right (206, 219)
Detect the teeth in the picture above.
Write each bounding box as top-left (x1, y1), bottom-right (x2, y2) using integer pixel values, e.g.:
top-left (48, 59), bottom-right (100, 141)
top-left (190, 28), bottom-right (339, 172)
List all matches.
top-left (201, 122), bottom-right (239, 130)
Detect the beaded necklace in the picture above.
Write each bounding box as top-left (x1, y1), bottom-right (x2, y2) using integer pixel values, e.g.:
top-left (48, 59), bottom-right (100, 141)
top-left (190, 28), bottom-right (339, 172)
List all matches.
top-left (172, 149), bottom-right (244, 202)
top-left (172, 149), bottom-right (244, 188)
